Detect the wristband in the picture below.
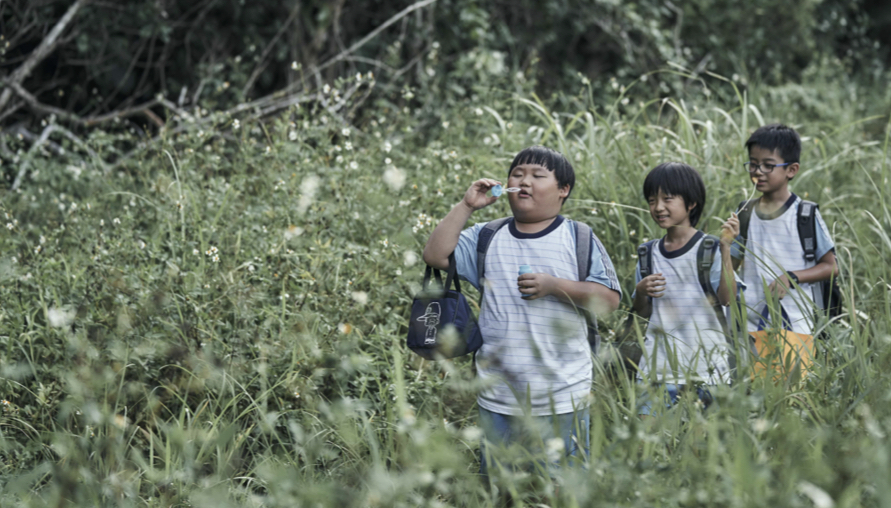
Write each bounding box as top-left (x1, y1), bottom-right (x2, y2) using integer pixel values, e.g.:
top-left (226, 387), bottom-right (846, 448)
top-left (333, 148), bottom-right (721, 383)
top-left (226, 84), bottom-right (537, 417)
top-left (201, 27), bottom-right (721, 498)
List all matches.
top-left (786, 271), bottom-right (799, 285)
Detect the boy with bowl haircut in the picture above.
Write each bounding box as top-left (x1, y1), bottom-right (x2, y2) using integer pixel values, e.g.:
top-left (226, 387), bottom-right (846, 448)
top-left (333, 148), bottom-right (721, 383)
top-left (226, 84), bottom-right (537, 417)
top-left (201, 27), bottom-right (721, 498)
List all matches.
top-left (422, 145), bottom-right (621, 475)
top-left (732, 124), bottom-right (838, 336)
top-left (631, 162), bottom-right (742, 414)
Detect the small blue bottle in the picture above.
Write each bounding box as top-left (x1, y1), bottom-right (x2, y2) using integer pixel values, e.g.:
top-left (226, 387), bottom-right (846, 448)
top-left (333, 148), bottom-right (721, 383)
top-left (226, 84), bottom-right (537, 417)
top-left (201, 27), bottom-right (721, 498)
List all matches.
top-left (518, 265), bottom-right (532, 297)
top-left (491, 184), bottom-right (503, 197)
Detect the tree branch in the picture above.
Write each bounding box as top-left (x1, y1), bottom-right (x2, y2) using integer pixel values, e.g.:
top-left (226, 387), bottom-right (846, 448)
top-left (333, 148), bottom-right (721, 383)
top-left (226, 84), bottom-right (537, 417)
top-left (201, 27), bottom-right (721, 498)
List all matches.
top-left (0, 0), bottom-right (90, 113)
top-left (241, 2), bottom-right (302, 100)
top-left (315, 0), bottom-right (438, 73)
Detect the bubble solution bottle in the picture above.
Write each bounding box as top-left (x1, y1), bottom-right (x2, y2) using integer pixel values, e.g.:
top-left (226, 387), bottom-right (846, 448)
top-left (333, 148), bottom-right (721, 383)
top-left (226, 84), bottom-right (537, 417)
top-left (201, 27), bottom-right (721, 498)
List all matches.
top-left (491, 185), bottom-right (521, 197)
top-left (518, 265), bottom-right (533, 298)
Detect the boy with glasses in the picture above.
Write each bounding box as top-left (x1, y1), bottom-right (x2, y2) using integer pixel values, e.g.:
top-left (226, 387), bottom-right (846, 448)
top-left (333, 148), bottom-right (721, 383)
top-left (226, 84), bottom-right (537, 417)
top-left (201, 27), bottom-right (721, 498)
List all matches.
top-left (732, 124), bottom-right (839, 338)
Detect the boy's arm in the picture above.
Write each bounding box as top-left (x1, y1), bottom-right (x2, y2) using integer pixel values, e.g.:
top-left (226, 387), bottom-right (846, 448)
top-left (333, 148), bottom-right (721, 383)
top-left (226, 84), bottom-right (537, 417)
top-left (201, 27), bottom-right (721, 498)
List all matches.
top-left (422, 178), bottom-right (500, 270)
top-left (519, 232), bottom-right (622, 314)
top-left (520, 277), bottom-right (620, 314)
top-left (768, 209), bottom-right (838, 297)
top-left (631, 287), bottom-right (653, 318)
top-left (718, 213), bottom-right (742, 305)
top-left (716, 243), bottom-right (737, 306)
top-left (770, 250), bottom-right (838, 297)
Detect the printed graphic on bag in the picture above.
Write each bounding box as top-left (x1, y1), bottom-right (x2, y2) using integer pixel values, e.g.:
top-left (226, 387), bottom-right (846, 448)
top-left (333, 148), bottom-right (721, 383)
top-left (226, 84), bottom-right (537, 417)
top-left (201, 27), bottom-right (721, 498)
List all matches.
top-left (417, 302), bottom-right (442, 345)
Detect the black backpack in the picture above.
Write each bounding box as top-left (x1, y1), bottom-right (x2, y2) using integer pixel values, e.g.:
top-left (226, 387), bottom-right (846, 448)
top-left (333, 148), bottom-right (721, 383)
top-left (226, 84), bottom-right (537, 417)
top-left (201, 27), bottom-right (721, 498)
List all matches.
top-left (475, 217), bottom-right (602, 352)
top-left (736, 198), bottom-right (843, 328)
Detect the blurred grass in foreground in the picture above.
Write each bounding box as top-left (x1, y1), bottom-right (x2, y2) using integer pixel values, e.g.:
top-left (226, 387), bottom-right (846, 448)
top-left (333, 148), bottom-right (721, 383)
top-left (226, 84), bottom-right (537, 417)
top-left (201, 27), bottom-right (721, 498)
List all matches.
top-left (1, 68), bottom-right (890, 506)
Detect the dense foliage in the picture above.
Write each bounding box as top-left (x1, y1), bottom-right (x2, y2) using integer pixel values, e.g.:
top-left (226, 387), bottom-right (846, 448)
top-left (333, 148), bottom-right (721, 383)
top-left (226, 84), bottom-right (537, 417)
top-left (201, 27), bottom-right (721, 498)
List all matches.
top-left (1, 0), bottom-right (890, 128)
top-left (2, 1), bottom-right (891, 506)
top-left (2, 61), bottom-right (891, 505)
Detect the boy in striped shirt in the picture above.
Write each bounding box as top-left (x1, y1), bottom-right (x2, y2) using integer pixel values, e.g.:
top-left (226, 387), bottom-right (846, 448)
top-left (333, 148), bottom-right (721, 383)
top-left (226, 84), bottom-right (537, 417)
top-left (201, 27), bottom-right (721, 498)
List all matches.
top-left (422, 145), bottom-right (621, 476)
top-left (732, 124), bottom-right (838, 338)
top-left (632, 162), bottom-right (742, 414)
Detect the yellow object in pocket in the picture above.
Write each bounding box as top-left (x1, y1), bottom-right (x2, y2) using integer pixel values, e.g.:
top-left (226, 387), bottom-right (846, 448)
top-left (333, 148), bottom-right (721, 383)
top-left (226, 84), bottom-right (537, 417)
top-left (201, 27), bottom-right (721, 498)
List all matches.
top-left (749, 305), bottom-right (815, 383)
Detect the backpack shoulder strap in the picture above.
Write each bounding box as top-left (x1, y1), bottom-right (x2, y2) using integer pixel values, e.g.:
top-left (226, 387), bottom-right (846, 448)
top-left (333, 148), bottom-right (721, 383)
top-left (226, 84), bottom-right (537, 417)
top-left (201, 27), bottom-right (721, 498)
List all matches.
top-left (696, 234), bottom-right (730, 334)
top-left (569, 219), bottom-right (601, 352)
top-left (571, 220), bottom-right (593, 282)
top-left (476, 217), bottom-right (512, 287)
top-left (797, 200), bottom-right (819, 263)
top-left (736, 199), bottom-right (758, 256)
top-left (637, 239), bottom-right (658, 279)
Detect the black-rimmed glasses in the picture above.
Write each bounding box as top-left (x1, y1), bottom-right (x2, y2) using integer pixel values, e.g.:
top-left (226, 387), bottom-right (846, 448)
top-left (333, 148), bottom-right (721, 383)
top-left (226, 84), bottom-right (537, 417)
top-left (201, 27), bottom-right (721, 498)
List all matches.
top-left (743, 161), bottom-right (791, 174)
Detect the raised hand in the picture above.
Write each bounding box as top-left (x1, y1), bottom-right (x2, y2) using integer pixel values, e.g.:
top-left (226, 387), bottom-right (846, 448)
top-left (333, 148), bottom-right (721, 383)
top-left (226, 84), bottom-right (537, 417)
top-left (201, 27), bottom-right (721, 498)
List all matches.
top-left (721, 212), bottom-right (740, 247)
top-left (462, 178), bottom-right (501, 211)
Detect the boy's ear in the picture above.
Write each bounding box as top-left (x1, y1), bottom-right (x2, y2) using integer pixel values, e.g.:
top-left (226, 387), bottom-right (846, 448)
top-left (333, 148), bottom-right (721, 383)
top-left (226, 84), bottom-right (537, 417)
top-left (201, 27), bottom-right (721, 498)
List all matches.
top-left (558, 184), bottom-right (570, 199)
top-left (786, 162), bottom-right (800, 180)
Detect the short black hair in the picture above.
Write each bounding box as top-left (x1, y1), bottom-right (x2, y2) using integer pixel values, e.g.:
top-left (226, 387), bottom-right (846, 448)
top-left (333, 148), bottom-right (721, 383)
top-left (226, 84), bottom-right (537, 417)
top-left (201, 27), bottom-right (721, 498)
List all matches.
top-left (642, 162), bottom-right (706, 227)
top-left (508, 145), bottom-right (575, 201)
top-left (745, 123), bottom-right (801, 163)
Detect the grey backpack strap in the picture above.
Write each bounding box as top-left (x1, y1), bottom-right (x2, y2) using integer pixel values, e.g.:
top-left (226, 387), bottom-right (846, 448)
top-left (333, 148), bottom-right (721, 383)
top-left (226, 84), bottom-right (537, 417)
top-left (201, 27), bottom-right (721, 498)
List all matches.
top-left (572, 220), bottom-right (593, 282)
top-left (476, 217), bottom-right (512, 292)
top-left (637, 240), bottom-right (658, 279)
top-left (569, 220), bottom-right (601, 352)
top-left (696, 234), bottom-right (736, 373)
top-left (797, 200), bottom-right (818, 263)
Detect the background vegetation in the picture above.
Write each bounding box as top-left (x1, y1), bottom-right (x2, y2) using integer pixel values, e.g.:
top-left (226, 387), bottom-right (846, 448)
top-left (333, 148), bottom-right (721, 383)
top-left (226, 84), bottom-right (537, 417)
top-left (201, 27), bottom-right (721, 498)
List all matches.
top-left (1, 0), bottom-right (891, 506)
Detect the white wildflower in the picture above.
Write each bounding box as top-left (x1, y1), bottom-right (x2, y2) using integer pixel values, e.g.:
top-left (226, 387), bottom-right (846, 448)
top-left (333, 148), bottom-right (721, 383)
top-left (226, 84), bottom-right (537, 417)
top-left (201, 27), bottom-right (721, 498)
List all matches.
top-left (48, 307), bottom-right (76, 328)
top-left (349, 161), bottom-right (358, 170)
top-left (545, 437), bottom-right (565, 462)
top-left (350, 291), bottom-right (368, 305)
top-left (284, 225), bottom-right (304, 240)
top-left (298, 175), bottom-right (321, 214)
top-left (383, 167), bottom-right (406, 191)
top-left (341, 128), bottom-right (351, 137)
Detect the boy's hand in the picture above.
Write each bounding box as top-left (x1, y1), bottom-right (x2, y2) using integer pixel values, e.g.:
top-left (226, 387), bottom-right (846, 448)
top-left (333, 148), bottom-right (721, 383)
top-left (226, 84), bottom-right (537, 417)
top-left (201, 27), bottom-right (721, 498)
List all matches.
top-left (518, 272), bottom-right (558, 300)
top-left (768, 275), bottom-right (791, 299)
top-left (462, 179), bottom-right (501, 211)
top-left (636, 273), bottom-right (666, 298)
top-left (721, 212), bottom-right (740, 247)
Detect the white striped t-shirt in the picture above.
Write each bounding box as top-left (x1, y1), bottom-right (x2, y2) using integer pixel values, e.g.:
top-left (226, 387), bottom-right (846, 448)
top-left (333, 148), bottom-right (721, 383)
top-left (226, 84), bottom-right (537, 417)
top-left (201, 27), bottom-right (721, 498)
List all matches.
top-left (732, 194), bottom-right (834, 334)
top-left (453, 216), bottom-right (622, 416)
top-left (634, 232), bottom-right (739, 385)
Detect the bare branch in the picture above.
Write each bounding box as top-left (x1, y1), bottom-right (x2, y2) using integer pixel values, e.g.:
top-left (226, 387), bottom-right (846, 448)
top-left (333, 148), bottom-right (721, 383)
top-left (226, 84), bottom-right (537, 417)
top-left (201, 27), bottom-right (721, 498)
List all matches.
top-left (81, 99), bottom-right (165, 128)
top-left (0, 0), bottom-right (90, 113)
top-left (242, 2), bottom-right (302, 100)
top-left (315, 0), bottom-right (438, 73)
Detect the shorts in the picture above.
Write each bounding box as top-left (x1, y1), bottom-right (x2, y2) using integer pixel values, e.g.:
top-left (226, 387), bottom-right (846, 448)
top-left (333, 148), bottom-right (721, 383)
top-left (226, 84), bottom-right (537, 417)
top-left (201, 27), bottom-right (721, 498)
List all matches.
top-left (637, 383), bottom-right (715, 416)
top-left (478, 405), bottom-right (589, 478)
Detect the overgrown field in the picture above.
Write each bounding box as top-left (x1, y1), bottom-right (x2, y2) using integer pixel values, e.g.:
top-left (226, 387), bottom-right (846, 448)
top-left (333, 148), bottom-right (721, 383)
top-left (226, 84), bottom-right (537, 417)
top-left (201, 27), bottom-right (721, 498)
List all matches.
top-left (2, 72), bottom-right (891, 507)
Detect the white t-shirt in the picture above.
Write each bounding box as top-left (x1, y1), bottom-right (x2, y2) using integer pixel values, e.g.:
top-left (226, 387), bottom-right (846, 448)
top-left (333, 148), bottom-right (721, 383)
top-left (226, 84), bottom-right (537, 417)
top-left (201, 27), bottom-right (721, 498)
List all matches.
top-left (732, 194), bottom-right (835, 334)
top-left (453, 216), bottom-right (621, 416)
top-left (633, 232), bottom-right (741, 384)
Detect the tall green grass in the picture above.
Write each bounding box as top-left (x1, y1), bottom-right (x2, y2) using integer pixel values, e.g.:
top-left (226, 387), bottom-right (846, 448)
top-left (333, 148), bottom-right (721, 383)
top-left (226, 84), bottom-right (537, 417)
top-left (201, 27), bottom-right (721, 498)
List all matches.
top-left (1, 71), bottom-right (890, 506)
